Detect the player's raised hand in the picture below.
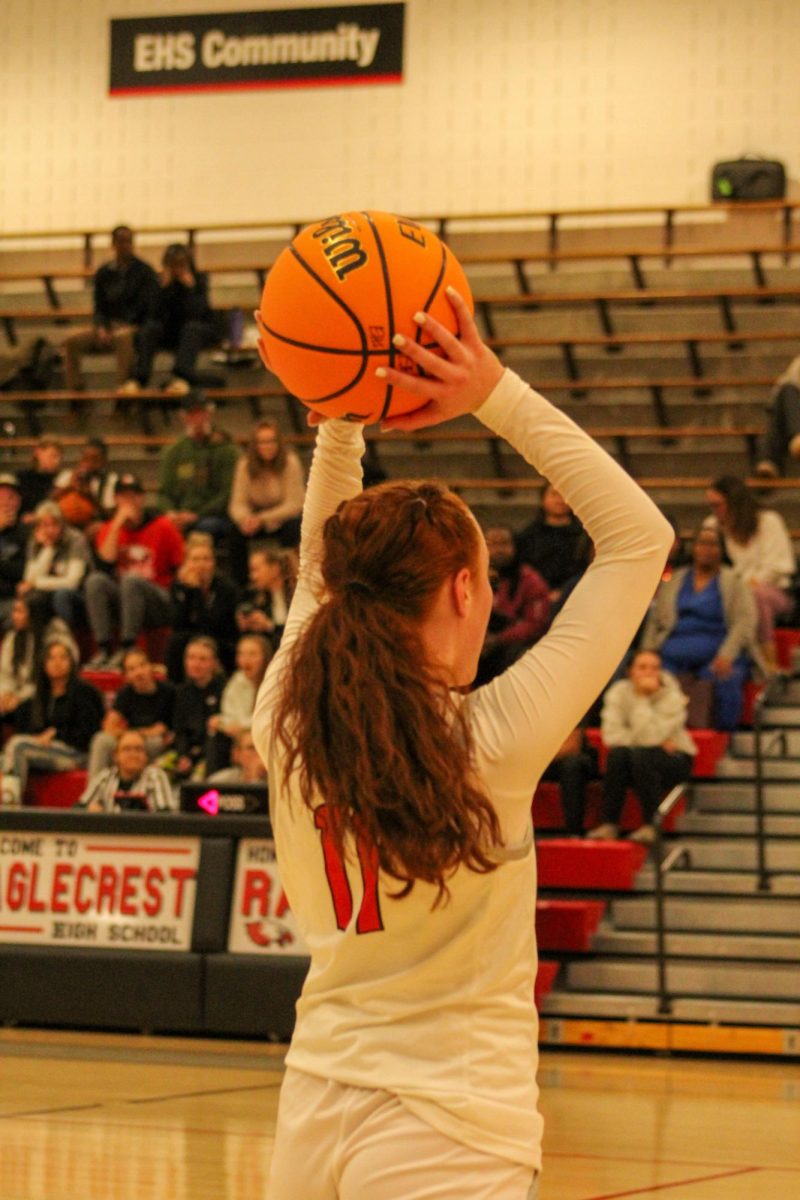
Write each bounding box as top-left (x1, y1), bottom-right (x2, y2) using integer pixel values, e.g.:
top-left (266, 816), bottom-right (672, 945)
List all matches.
top-left (377, 288), bottom-right (503, 432)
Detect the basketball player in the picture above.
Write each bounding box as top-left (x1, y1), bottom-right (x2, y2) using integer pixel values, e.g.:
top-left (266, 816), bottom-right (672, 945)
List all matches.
top-left (252, 290), bottom-right (672, 1199)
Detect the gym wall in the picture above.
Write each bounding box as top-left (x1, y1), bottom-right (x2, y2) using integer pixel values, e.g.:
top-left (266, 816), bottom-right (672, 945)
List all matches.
top-left (1, 0), bottom-right (798, 232)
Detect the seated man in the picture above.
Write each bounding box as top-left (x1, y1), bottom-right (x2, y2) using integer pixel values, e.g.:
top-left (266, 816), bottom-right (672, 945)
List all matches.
top-left (156, 392), bottom-right (238, 543)
top-left (84, 474), bottom-right (184, 669)
top-left (169, 636), bottom-right (227, 780)
top-left (77, 728), bottom-right (173, 813)
top-left (62, 225), bottom-right (157, 392)
top-left (87, 647), bottom-right (176, 776)
top-left (207, 729), bottom-right (268, 786)
top-left (0, 473), bottom-right (27, 628)
top-left (475, 525), bottom-right (550, 686)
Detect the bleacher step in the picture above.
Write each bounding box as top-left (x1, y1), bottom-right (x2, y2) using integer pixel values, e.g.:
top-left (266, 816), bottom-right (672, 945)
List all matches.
top-left (540, 990), bottom-right (800, 1027)
top-left (590, 927), bottom-right (800, 962)
top-left (678, 812), bottom-right (800, 836)
top-left (565, 957), bottom-right (800, 1001)
top-left (611, 895), bottom-right (800, 936)
top-left (693, 781), bottom-right (800, 813)
top-left (634, 866), bottom-right (800, 895)
top-left (714, 756), bottom-right (800, 779)
top-left (662, 838), bottom-right (800, 871)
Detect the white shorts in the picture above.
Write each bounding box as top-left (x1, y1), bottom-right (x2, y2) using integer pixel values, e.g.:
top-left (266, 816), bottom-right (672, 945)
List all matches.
top-left (268, 1067), bottom-right (539, 1200)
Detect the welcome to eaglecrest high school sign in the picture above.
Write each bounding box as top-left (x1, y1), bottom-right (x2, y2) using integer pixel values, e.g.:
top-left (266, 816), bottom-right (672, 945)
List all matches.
top-left (109, 4), bottom-right (405, 96)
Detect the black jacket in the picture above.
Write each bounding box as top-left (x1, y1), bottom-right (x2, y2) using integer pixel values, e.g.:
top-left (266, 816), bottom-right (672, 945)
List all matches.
top-left (17, 678), bottom-right (104, 752)
top-left (94, 257), bottom-right (158, 328)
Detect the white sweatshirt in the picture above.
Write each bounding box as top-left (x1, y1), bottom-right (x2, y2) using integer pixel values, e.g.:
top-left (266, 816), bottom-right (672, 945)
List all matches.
top-left (252, 369), bottom-right (672, 1171)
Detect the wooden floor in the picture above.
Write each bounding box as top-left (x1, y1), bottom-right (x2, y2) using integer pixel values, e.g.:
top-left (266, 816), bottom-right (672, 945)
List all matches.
top-left (0, 1029), bottom-right (798, 1199)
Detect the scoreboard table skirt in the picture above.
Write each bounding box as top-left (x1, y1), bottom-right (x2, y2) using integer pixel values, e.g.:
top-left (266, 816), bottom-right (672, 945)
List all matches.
top-left (0, 810), bottom-right (307, 1038)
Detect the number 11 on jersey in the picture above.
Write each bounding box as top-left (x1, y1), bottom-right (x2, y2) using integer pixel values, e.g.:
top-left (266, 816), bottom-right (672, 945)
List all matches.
top-left (314, 805), bottom-right (384, 934)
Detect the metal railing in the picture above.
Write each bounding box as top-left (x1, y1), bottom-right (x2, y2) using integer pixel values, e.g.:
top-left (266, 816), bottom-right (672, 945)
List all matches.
top-left (753, 672), bottom-right (791, 892)
top-left (652, 782), bottom-right (692, 1016)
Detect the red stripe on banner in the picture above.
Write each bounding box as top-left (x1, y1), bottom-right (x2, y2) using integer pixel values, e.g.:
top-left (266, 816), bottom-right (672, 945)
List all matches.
top-left (109, 72), bottom-right (402, 97)
top-left (581, 1165), bottom-right (762, 1200)
top-left (0, 925), bottom-right (45, 933)
top-left (84, 845), bottom-right (192, 854)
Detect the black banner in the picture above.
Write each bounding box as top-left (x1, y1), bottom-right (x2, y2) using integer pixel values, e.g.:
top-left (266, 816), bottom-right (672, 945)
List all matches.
top-left (109, 4), bottom-right (405, 96)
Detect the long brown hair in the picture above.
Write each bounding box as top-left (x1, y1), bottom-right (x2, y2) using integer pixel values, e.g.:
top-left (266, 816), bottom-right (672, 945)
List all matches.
top-left (272, 480), bottom-right (501, 904)
top-left (710, 475), bottom-right (759, 544)
top-left (246, 418), bottom-right (288, 477)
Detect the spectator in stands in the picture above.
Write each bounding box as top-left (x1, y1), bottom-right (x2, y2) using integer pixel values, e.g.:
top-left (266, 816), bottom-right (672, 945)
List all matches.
top-left (62, 225), bottom-right (158, 393)
top-left (705, 475), bottom-right (795, 665)
top-left (228, 419), bottom-right (305, 567)
top-left (120, 244), bottom-right (218, 396)
top-left (16, 438), bottom-right (63, 520)
top-left (85, 473), bottom-right (184, 669)
top-left (539, 723), bottom-right (600, 838)
top-left (18, 501), bottom-right (91, 631)
top-left (641, 527), bottom-right (763, 731)
top-left (236, 545), bottom-right (294, 647)
top-left (207, 728), bottom-right (268, 786)
top-left (0, 473), bottom-right (27, 627)
top-left (474, 526), bottom-right (550, 685)
top-left (0, 598), bottom-right (79, 733)
top-left (754, 354), bottom-right (800, 477)
top-left (170, 636), bottom-right (226, 779)
top-left (165, 534), bottom-right (239, 680)
top-left (53, 438), bottom-right (119, 529)
top-left (87, 647), bottom-right (175, 777)
top-left (588, 650), bottom-right (696, 844)
top-left (515, 483), bottom-right (589, 601)
top-left (77, 729), bottom-right (173, 813)
top-left (205, 633), bottom-right (272, 774)
top-left (156, 392), bottom-right (239, 542)
top-left (0, 637), bottom-right (104, 806)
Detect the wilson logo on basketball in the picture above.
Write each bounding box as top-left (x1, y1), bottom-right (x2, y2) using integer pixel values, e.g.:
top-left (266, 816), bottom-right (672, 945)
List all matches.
top-left (313, 215), bottom-right (368, 282)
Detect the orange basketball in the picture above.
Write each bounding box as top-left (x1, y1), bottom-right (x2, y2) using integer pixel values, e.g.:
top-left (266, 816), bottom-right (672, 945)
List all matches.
top-left (258, 211), bottom-right (473, 423)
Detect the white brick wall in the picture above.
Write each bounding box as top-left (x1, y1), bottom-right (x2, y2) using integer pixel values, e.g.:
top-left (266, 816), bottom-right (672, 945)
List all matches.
top-left (1, 0), bottom-right (798, 232)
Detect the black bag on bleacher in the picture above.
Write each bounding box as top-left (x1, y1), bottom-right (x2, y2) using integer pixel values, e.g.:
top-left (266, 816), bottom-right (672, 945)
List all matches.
top-left (710, 155), bottom-right (786, 202)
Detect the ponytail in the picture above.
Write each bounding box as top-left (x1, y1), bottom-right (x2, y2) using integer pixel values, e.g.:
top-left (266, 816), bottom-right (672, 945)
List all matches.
top-left (272, 481), bottom-right (501, 904)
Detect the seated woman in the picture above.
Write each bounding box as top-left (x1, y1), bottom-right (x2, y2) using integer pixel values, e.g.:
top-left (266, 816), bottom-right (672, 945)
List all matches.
top-left (228, 419), bottom-right (305, 581)
top-left (120, 243), bottom-right (219, 395)
top-left (229, 419), bottom-right (305, 543)
top-left (1, 637), bottom-right (104, 806)
top-left (77, 728), bottom-right (173, 813)
top-left (0, 596), bottom-right (80, 731)
top-left (705, 475), bottom-right (795, 665)
top-left (588, 649), bottom-right (696, 844)
top-left (236, 545), bottom-right (294, 648)
top-left (165, 534), bottom-right (239, 680)
top-left (207, 728), bottom-right (268, 786)
top-left (205, 633), bottom-right (272, 775)
top-left (641, 527), bottom-right (763, 731)
top-left (18, 501), bottom-right (92, 631)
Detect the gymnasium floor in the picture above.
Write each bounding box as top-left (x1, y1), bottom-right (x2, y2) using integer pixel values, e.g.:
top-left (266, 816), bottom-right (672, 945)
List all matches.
top-left (1, 1030), bottom-right (798, 1199)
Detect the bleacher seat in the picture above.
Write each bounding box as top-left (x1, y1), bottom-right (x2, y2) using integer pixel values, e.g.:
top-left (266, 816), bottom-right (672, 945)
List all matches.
top-left (536, 839), bottom-right (648, 890)
top-left (26, 769), bottom-right (87, 808)
top-left (536, 899), bottom-right (606, 953)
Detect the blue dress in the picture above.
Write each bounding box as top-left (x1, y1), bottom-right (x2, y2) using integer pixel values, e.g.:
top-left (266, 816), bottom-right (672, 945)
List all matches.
top-left (659, 572), bottom-right (750, 730)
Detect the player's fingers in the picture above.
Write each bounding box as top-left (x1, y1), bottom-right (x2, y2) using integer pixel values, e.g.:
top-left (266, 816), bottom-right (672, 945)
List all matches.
top-left (376, 364), bottom-right (447, 398)
top-left (411, 309), bottom-right (467, 364)
top-left (391, 333), bottom-right (462, 382)
top-left (445, 287), bottom-right (483, 350)
top-left (380, 402), bottom-right (442, 433)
